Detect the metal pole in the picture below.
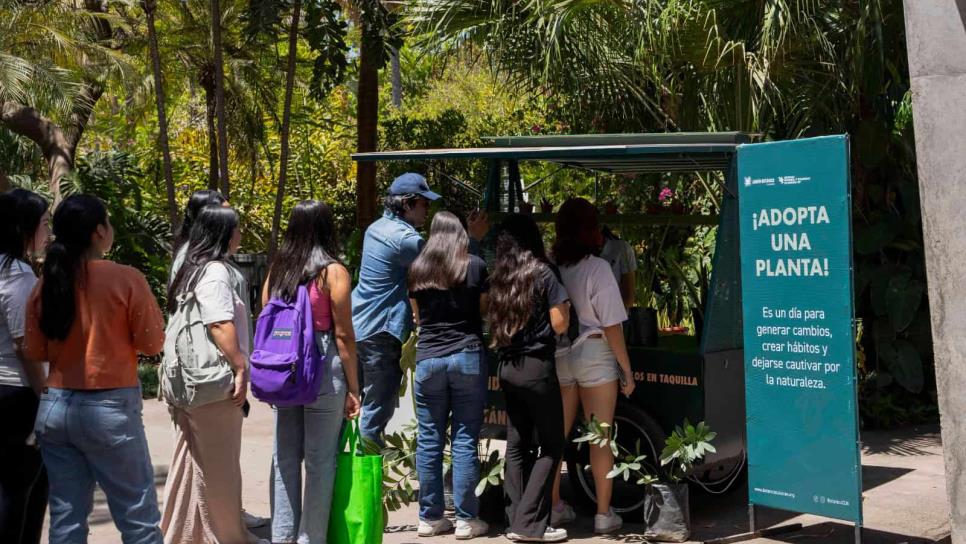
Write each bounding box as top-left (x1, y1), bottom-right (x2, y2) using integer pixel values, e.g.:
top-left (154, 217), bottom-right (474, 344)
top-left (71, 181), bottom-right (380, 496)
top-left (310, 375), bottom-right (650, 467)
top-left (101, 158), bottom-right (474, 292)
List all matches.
top-left (855, 524), bottom-right (862, 544)
top-left (748, 504), bottom-right (756, 533)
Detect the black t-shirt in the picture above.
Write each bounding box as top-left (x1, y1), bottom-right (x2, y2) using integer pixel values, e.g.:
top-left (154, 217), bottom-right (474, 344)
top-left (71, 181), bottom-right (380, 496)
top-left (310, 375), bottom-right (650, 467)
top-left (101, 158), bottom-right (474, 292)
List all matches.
top-left (412, 255), bottom-right (489, 361)
top-left (498, 263), bottom-right (570, 362)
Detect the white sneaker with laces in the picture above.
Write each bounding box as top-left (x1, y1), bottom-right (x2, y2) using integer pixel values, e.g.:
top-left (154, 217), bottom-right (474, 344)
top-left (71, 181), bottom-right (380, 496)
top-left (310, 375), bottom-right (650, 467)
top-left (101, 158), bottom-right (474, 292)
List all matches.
top-left (418, 517), bottom-right (454, 537)
top-left (242, 510), bottom-right (269, 528)
top-left (506, 527), bottom-right (568, 542)
top-left (593, 508), bottom-right (622, 534)
top-left (550, 502), bottom-right (576, 526)
top-left (455, 518), bottom-right (489, 539)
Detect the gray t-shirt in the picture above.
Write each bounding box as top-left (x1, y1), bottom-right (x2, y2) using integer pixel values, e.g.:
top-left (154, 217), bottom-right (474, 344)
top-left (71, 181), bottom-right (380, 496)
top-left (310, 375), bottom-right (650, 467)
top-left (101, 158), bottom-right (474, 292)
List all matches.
top-left (600, 237), bottom-right (638, 283)
top-left (168, 248), bottom-right (254, 353)
top-left (556, 255), bottom-right (628, 354)
top-left (194, 262), bottom-right (253, 359)
top-left (0, 257), bottom-right (39, 387)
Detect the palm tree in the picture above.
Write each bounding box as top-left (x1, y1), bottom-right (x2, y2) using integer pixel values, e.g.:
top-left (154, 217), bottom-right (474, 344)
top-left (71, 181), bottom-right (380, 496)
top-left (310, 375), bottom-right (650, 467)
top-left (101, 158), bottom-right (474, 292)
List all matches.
top-left (211, 0), bottom-right (231, 196)
top-left (0, 0), bottom-right (133, 200)
top-left (142, 0), bottom-right (179, 230)
top-left (353, 0), bottom-right (400, 229)
top-left (267, 0), bottom-right (303, 260)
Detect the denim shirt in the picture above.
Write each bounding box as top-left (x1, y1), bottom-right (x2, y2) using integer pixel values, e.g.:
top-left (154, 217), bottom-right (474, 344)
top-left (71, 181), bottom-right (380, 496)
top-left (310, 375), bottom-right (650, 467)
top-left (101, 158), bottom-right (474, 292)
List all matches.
top-left (352, 211), bottom-right (424, 342)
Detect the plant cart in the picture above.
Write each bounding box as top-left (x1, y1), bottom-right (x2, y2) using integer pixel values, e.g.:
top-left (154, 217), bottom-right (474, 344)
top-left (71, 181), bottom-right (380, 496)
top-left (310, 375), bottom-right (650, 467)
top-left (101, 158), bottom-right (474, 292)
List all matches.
top-left (353, 132), bottom-right (752, 518)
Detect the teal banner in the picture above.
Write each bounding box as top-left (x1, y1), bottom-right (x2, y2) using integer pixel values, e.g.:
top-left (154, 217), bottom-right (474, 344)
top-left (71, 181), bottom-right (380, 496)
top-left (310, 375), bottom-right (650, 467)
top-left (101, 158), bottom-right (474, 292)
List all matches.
top-left (737, 135), bottom-right (862, 523)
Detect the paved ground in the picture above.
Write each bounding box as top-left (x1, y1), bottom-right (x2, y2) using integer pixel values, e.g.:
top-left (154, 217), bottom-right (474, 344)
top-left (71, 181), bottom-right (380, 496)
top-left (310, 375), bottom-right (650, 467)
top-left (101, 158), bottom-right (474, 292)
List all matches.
top-left (49, 399), bottom-right (951, 543)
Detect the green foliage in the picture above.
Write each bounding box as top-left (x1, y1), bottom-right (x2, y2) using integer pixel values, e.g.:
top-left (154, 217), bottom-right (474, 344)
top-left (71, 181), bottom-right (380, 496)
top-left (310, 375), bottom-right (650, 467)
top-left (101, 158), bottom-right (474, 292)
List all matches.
top-left (304, 0), bottom-right (349, 100)
top-left (244, 0), bottom-right (349, 100)
top-left (575, 417), bottom-right (657, 486)
top-left (359, 420), bottom-right (505, 511)
top-left (370, 422), bottom-right (420, 513)
top-left (474, 446), bottom-right (505, 497)
top-left (660, 420), bottom-right (717, 483)
top-left (576, 416), bottom-right (716, 486)
top-left (138, 361), bottom-right (160, 398)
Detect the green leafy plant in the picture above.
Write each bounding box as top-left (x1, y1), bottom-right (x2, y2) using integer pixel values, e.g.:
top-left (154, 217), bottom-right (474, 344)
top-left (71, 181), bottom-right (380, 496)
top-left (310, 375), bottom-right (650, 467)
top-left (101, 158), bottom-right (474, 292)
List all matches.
top-left (575, 416), bottom-right (658, 486)
top-left (660, 420), bottom-right (717, 483)
top-left (576, 416), bottom-right (716, 486)
top-left (359, 421), bottom-right (508, 513)
top-left (474, 440), bottom-right (506, 497)
top-left (137, 359), bottom-right (160, 399)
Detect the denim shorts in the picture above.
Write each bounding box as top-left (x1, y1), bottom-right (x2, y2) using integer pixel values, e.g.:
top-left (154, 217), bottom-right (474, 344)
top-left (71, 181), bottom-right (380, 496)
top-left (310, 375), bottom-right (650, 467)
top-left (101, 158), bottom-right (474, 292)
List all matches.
top-left (556, 336), bottom-right (620, 388)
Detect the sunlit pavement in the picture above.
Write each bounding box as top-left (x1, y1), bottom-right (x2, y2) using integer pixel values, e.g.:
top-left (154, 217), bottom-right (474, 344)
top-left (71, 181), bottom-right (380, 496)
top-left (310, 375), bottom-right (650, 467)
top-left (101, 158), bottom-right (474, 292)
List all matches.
top-left (46, 399), bottom-right (949, 544)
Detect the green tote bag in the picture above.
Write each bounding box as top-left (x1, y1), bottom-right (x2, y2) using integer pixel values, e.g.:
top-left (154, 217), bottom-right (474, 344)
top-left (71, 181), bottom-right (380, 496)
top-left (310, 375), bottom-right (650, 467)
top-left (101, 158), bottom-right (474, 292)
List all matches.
top-left (328, 420), bottom-right (384, 544)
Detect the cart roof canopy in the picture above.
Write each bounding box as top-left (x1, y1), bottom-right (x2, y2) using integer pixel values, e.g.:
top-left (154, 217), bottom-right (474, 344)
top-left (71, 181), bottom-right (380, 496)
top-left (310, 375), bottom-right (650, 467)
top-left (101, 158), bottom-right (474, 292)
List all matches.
top-left (353, 132), bottom-right (747, 355)
top-left (352, 132), bottom-right (754, 174)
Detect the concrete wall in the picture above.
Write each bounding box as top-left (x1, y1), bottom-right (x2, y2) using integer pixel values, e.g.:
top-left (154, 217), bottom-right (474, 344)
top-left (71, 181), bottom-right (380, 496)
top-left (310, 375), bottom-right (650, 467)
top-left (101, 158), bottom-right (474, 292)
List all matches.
top-left (902, 2), bottom-right (966, 542)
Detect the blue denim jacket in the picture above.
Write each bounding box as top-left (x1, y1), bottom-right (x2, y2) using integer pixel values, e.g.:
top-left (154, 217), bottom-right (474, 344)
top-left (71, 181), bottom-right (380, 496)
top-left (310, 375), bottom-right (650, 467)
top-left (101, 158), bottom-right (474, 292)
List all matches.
top-left (352, 211), bottom-right (424, 342)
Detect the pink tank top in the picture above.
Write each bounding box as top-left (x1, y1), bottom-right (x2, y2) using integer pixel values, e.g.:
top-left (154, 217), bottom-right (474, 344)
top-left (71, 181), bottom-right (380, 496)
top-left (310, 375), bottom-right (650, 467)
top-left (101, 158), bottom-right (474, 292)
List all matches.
top-left (308, 280), bottom-right (333, 332)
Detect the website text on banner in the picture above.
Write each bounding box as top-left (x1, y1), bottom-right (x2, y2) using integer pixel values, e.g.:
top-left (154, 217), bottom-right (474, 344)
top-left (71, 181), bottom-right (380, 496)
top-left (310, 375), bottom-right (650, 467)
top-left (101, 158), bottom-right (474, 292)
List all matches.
top-left (737, 135), bottom-right (862, 524)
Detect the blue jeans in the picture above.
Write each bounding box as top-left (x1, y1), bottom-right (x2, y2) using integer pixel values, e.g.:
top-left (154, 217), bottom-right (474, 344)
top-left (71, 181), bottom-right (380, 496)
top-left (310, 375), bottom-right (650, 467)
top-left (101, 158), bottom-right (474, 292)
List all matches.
top-left (414, 348), bottom-right (486, 521)
top-left (271, 390), bottom-right (346, 544)
top-left (358, 332), bottom-right (403, 446)
top-left (33, 387), bottom-right (162, 544)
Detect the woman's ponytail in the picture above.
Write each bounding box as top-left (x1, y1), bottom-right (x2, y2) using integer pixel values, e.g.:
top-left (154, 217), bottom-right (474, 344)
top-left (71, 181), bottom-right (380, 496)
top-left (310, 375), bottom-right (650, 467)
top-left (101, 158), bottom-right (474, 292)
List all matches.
top-left (39, 195), bottom-right (108, 340)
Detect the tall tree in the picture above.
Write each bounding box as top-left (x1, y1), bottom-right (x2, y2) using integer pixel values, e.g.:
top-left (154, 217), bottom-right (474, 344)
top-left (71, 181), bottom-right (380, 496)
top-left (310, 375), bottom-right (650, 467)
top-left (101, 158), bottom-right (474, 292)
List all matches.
top-left (354, 0), bottom-right (400, 229)
top-left (143, 0), bottom-right (179, 230)
top-left (246, 0), bottom-right (348, 250)
top-left (211, 0), bottom-right (231, 196)
top-left (0, 0), bottom-right (127, 201)
top-left (267, 0), bottom-right (303, 260)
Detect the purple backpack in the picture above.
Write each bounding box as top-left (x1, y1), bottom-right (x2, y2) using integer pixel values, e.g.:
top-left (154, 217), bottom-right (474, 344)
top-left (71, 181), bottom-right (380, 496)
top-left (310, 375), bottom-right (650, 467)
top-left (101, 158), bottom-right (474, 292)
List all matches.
top-left (251, 284), bottom-right (324, 405)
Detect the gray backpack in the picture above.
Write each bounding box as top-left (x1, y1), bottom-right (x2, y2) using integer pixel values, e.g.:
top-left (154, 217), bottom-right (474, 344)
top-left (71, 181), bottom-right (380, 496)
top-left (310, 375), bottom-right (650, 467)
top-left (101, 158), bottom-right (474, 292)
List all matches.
top-left (161, 263), bottom-right (235, 408)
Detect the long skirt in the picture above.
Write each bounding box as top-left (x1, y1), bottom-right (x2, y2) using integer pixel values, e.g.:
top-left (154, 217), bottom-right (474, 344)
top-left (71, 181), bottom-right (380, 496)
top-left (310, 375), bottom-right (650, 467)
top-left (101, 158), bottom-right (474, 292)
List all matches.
top-left (161, 398), bottom-right (257, 544)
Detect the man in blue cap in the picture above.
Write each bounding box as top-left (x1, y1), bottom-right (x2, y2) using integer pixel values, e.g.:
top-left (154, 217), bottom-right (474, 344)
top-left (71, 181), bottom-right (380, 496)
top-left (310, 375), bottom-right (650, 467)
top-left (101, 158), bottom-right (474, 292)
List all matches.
top-left (351, 173), bottom-right (440, 446)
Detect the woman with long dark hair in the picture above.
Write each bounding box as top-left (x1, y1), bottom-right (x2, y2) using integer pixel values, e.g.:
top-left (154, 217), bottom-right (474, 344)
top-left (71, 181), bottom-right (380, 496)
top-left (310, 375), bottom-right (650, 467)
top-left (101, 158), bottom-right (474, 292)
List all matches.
top-left (488, 214), bottom-right (570, 543)
top-left (549, 197), bottom-right (634, 534)
top-left (161, 206), bottom-right (263, 544)
top-left (260, 200), bottom-right (361, 544)
top-left (407, 211), bottom-right (489, 539)
top-left (24, 194), bottom-right (166, 543)
top-left (0, 188), bottom-right (49, 544)
top-left (172, 189), bottom-right (228, 257)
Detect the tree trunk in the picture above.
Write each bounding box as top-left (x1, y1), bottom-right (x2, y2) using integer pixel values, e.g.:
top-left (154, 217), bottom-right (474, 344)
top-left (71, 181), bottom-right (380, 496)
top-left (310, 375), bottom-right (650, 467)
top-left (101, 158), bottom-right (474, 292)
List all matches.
top-left (356, 28), bottom-right (380, 230)
top-left (391, 46), bottom-right (402, 108)
top-left (143, 0), bottom-right (179, 232)
top-left (202, 73), bottom-right (219, 190)
top-left (1, 82), bottom-right (102, 203)
top-left (268, 0), bottom-right (302, 261)
top-left (210, 0), bottom-right (230, 197)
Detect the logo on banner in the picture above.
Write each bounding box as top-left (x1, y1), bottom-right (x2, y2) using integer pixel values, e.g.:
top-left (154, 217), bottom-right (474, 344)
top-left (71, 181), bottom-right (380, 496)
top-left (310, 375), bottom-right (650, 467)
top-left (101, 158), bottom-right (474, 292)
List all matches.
top-left (745, 175), bottom-right (812, 187)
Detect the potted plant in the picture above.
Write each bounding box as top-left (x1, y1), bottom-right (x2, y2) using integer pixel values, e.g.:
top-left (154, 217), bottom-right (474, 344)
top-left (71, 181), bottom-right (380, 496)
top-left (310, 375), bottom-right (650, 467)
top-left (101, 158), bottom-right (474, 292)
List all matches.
top-left (540, 197), bottom-right (554, 214)
top-left (645, 420), bottom-right (717, 542)
top-left (577, 417), bottom-right (716, 543)
top-left (519, 200), bottom-right (534, 214)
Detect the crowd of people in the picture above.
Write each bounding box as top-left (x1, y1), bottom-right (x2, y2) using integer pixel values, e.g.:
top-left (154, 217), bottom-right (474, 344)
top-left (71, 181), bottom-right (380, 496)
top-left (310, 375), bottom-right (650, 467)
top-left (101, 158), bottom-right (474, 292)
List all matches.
top-left (0, 171), bottom-right (639, 544)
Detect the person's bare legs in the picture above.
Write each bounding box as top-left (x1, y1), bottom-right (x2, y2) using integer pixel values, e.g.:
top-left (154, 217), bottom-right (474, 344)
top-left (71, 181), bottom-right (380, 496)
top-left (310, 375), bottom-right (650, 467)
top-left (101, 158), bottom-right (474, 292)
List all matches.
top-left (578, 381), bottom-right (619, 515)
top-left (551, 384), bottom-right (580, 508)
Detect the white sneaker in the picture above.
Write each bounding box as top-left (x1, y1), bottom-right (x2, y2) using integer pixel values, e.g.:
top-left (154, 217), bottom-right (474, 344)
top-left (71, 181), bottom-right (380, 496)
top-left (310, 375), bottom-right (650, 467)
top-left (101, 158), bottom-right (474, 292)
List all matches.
top-left (594, 508), bottom-right (622, 534)
top-left (455, 518), bottom-right (489, 539)
top-left (550, 502), bottom-right (576, 526)
top-left (242, 510), bottom-right (269, 528)
top-left (418, 517), bottom-right (454, 537)
top-left (506, 527), bottom-right (568, 542)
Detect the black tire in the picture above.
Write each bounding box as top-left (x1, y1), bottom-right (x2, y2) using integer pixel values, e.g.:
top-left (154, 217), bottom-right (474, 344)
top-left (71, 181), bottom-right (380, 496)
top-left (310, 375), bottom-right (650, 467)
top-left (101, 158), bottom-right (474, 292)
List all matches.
top-left (689, 453), bottom-right (747, 496)
top-left (564, 401), bottom-right (666, 521)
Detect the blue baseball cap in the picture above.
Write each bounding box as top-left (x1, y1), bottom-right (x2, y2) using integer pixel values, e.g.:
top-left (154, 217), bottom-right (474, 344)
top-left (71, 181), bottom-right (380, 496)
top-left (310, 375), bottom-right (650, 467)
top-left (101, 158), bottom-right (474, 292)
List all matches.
top-left (389, 173), bottom-right (441, 201)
